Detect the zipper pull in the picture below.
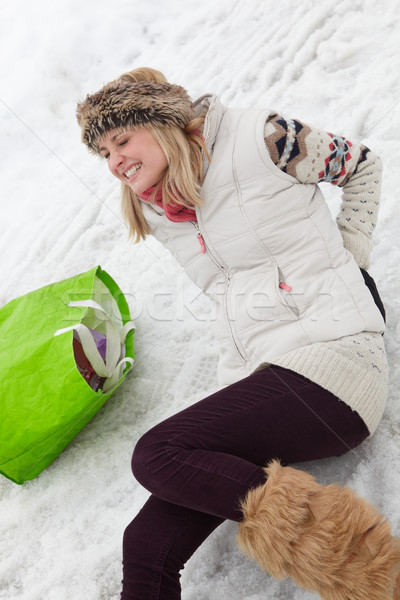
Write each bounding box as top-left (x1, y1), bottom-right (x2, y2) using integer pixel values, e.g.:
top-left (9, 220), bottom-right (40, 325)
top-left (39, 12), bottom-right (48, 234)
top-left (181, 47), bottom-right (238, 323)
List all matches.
top-left (279, 281), bottom-right (292, 292)
top-left (277, 266), bottom-right (292, 292)
top-left (192, 221), bottom-right (206, 254)
top-left (197, 232), bottom-right (206, 254)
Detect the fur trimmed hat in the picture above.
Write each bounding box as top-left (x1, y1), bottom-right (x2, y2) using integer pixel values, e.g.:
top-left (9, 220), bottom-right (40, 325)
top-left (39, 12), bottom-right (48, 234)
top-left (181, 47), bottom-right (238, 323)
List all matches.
top-left (76, 79), bottom-right (195, 154)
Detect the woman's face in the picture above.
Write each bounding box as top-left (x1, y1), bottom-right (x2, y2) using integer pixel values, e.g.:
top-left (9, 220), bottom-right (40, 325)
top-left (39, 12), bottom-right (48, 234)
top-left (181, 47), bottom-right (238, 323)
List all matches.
top-left (99, 127), bottom-right (168, 194)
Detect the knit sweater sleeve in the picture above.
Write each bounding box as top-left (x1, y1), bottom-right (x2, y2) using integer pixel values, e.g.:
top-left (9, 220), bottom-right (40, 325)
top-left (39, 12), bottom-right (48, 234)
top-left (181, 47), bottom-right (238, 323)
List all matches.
top-left (264, 115), bottom-right (383, 269)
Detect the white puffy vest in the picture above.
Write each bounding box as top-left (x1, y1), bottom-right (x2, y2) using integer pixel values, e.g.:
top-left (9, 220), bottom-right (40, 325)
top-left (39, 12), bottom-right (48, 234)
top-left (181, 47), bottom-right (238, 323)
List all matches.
top-left (141, 96), bottom-right (385, 386)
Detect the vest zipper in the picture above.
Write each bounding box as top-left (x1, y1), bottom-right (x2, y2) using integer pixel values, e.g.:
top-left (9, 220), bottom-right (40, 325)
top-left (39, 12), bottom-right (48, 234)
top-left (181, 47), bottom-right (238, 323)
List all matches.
top-left (277, 266), bottom-right (299, 317)
top-left (190, 221), bottom-right (247, 363)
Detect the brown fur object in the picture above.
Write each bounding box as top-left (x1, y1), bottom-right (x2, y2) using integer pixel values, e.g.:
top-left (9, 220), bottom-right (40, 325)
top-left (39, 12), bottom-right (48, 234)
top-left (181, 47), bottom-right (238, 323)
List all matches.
top-left (76, 79), bottom-right (195, 155)
top-left (237, 460), bottom-right (400, 599)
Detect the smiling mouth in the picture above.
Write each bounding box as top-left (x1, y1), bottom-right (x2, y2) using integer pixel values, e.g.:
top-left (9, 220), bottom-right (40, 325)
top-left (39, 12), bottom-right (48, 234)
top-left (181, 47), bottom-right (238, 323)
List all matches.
top-left (124, 163), bottom-right (142, 178)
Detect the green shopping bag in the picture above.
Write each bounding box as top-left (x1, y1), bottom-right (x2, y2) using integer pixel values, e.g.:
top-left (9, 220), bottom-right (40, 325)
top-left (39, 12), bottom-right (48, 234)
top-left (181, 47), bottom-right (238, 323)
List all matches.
top-left (0, 266), bottom-right (135, 484)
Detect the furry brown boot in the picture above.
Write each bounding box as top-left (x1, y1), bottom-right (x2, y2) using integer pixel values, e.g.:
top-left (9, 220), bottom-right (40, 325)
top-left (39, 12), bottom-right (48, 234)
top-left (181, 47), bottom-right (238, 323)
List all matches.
top-left (237, 460), bottom-right (400, 600)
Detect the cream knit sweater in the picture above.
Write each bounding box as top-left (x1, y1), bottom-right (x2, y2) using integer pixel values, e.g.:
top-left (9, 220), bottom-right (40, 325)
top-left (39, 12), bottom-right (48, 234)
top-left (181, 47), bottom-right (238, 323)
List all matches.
top-left (263, 115), bottom-right (387, 435)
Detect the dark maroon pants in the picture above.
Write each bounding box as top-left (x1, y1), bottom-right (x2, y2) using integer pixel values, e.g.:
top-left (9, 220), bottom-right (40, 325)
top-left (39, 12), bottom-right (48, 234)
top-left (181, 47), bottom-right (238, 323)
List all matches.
top-left (120, 365), bottom-right (369, 599)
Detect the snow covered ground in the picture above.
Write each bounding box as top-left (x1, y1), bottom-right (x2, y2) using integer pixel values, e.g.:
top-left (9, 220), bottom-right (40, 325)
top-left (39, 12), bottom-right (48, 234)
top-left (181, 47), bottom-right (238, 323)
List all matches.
top-left (0, 0), bottom-right (399, 598)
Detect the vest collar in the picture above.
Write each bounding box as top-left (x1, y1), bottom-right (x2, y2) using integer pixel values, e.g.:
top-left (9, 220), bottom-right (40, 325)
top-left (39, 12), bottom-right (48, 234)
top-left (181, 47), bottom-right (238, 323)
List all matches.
top-left (193, 94), bottom-right (226, 178)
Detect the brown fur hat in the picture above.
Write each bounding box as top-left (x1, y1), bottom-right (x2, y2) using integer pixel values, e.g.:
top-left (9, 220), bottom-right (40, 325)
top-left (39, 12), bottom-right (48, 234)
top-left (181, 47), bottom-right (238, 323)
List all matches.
top-left (76, 79), bottom-right (195, 154)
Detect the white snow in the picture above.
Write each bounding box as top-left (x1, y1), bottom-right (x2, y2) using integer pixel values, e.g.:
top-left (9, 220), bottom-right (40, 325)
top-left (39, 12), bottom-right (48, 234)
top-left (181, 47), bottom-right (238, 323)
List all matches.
top-left (0, 1), bottom-right (399, 599)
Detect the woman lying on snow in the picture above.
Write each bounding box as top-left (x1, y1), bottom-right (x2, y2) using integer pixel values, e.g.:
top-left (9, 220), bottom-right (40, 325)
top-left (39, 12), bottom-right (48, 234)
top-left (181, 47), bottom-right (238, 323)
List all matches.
top-left (76, 66), bottom-right (400, 600)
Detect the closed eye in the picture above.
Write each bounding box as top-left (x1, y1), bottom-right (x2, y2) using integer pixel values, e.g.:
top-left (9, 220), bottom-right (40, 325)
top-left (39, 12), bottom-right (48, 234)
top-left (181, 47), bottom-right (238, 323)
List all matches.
top-left (100, 136), bottom-right (128, 159)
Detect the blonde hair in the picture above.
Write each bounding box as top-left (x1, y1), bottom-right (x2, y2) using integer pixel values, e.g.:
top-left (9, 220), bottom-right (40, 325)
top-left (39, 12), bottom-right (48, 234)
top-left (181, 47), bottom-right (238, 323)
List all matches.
top-left (116, 67), bottom-right (209, 243)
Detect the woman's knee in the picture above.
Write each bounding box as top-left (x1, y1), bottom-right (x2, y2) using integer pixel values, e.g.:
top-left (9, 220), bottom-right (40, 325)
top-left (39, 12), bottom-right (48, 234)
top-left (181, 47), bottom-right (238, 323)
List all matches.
top-left (131, 425), bottom-right (172, 491)
top-left (131, 429), bottom-right (155, 486)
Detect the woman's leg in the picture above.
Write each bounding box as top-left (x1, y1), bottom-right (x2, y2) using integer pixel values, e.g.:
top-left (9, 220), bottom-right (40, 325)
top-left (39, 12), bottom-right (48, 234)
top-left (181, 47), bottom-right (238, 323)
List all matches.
top-left (132, 365), bottom-right (369, 521)
top-left (121, 495), bottom-right (223, 600)
top-left (121, 365), bottom-right (369, 599)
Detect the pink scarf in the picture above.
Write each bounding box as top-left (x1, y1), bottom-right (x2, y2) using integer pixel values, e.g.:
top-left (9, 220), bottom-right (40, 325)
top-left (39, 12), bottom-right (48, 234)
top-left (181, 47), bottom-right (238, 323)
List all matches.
top-left (138, 186), bottom-right (197, 222)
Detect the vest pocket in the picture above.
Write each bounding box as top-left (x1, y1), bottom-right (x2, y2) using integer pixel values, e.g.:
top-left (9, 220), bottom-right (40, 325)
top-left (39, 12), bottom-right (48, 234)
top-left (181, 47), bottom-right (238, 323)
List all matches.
top-left (222, 266), bottom-right (300, 333)
top-left (213, 266), bottom-right (304, 367)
